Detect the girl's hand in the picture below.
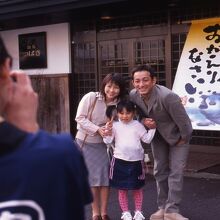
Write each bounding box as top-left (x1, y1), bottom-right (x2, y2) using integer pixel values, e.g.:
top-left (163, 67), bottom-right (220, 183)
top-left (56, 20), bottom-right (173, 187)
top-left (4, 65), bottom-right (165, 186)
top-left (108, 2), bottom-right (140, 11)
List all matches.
top-left (105, 120), bottom-right (113, 131)
top-left (103, 116), bottom-right (113, 136)
top-left (104, 127), bottom-right (112, 136)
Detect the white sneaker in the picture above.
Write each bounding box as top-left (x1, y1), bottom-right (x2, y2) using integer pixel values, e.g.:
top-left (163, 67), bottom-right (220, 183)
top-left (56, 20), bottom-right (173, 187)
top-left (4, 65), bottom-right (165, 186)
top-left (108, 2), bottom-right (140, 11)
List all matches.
top-left (150, 209), bottom-right (165, 220)
top-left (133, 210), bottom-right (145, 220)
top-left (121, 211), bottom-right (132, 220)
top-left (164, 213), bottom-right (189, 220)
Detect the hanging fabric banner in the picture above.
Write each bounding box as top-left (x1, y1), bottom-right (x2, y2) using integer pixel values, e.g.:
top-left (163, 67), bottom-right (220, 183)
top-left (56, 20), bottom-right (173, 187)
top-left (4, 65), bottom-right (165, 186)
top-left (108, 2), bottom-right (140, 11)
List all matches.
top-left (173, 18), bottom-right (220, 130)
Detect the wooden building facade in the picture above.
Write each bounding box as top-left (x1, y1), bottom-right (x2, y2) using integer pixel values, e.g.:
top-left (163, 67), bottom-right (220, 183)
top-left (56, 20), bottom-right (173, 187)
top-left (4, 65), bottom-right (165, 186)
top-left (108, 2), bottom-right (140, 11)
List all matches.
top-left (0, 0), bottom-right (220, 147)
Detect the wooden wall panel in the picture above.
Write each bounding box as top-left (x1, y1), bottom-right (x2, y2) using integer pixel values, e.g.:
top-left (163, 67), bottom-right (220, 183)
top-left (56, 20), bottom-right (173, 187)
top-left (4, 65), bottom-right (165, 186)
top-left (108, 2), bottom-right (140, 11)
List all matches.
top-left (30, 74), bottom-right (70, 133)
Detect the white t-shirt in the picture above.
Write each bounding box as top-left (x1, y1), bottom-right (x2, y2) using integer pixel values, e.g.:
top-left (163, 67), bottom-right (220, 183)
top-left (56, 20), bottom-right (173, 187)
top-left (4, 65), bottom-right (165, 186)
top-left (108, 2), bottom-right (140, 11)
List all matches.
top-left (103, 120), bottom-right (156, 161)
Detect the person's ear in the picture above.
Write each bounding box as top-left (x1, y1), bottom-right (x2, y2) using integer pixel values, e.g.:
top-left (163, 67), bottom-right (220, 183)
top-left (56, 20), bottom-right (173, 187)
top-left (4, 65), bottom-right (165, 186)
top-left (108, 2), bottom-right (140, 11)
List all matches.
top-left (132, 79), bottom-right (135, 87)
top-left (0, 58), bottom-right (11, 78)
top-left (152, 77), bottom-right (157, 85)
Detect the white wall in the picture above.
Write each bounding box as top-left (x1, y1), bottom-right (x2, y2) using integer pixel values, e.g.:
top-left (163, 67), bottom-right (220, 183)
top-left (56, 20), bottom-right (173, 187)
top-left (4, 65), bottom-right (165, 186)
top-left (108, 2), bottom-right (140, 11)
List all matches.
top-left (0, 23), bottom-right (71, 75)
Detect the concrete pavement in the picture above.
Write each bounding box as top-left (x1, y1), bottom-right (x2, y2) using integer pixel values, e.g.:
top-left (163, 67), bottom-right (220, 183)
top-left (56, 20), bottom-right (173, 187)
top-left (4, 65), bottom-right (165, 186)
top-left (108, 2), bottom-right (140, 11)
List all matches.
top-left (85, 146), bottom-right (220, 220)
top-left (85, 174), bottom-right (220, 220)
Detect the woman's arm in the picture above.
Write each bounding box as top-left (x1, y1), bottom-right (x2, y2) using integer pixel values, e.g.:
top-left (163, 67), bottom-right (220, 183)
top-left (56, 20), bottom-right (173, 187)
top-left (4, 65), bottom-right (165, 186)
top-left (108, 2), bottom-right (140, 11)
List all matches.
top-left (75, 92), bottom-right (100, 135)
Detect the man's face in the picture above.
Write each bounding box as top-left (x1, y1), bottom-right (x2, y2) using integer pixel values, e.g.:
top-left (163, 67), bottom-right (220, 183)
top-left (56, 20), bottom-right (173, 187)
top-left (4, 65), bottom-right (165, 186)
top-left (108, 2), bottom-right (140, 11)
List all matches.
top-left (0, 78), bottom-right (11, 116)
top-left (132, 70), bottom-right (156, 96)
top-left (0, 58), bottom-right (12, 115)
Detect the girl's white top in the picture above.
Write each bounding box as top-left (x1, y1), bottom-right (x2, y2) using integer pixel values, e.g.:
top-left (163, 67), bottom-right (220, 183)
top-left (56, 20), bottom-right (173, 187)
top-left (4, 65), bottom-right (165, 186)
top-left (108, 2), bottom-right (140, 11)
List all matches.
top-left (103, 120), bottom-right (156, 161)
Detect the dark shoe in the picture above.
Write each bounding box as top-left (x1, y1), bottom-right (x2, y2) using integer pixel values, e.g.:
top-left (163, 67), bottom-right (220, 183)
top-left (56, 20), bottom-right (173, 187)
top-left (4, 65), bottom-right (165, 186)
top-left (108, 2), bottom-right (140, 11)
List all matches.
top-left (101, 214), bottom-right (111, 220)
top-left (92, 215), bottom-right (102, 220)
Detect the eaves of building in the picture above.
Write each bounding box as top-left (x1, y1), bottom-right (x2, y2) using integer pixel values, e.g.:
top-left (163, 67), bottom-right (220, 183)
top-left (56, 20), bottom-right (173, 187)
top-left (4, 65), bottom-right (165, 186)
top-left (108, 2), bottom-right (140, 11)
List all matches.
top-left (0, 0), bottom-right (127, 20)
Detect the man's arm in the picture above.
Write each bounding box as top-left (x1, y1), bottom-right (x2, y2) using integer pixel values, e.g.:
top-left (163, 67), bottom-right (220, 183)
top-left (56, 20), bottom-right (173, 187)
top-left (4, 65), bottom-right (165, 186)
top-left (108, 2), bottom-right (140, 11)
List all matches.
top-left (165, 93), bottom-right (193, 144)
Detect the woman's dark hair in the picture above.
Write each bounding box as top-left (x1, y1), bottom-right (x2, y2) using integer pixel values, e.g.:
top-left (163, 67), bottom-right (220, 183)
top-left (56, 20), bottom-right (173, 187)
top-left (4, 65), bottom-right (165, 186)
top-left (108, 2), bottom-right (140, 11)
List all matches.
top-left (131, 64), bottom-right (156, 79)
top-left (0, 36), bottom-right (11, 67)
top-left (100, 73), bottom-right (127, 100)
top-left (116, 100), bottom-right (136, 113)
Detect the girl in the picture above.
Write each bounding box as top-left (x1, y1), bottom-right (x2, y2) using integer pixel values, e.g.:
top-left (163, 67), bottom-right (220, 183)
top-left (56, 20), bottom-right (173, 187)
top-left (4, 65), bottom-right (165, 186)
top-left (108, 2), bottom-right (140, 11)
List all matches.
top-left (75, 73), bottom-right (127, 220)
top-left (103, 100), bottom-right (156, 220)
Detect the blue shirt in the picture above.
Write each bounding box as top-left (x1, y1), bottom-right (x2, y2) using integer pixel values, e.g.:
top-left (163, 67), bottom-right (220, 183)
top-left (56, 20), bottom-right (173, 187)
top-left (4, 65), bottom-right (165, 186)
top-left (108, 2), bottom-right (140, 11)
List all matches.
top-left (0, 122), bottom-right (92, 220)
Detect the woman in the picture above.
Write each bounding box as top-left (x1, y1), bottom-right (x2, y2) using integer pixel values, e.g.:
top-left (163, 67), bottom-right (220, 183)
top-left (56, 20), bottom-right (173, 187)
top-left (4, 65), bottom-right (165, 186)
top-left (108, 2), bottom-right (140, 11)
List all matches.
top-left (75, 73), bottom-right (127, 220)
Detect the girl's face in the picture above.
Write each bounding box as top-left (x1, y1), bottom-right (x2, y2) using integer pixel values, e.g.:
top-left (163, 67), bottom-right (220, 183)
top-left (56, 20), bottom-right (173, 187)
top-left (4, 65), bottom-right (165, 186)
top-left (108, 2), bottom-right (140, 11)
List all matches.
top-left (104, 82), bottom-right (120, 102)
top-left (117, 108), bottom-right (134, 123)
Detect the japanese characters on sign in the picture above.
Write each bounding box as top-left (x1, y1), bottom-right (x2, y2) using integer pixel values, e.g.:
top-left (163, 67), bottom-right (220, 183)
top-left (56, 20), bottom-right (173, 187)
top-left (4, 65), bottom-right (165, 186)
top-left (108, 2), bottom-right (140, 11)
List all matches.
top-left (173, 18), bottom-right (220, 130)
top-left (18, 32), bottom-right (47, 69)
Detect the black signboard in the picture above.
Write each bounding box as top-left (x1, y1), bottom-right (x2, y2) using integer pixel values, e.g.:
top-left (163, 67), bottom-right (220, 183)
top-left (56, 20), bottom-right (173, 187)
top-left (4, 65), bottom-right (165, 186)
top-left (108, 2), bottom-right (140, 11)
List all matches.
top-left (19, 32), bottom-right (47, 69)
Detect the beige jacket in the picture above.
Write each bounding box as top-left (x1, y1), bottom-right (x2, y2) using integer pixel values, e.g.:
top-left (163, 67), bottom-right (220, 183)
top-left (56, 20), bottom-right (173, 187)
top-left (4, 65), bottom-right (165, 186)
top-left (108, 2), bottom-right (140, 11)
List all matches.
top-left (75, 92), bottom-right (118, 143)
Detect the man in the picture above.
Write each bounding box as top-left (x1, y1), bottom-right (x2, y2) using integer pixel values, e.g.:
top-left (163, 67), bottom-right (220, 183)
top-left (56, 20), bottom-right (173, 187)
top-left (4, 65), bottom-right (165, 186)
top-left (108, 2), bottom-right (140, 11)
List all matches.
top-left (0, 36), bottom-right (92, 220)
top-left (130, 65), bottom-right (193, 220)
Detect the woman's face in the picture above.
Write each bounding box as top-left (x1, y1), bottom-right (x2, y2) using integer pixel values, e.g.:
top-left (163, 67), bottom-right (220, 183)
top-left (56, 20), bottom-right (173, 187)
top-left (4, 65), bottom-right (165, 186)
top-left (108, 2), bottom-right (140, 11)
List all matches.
top-left (104, 82), bottom-right (120, 101)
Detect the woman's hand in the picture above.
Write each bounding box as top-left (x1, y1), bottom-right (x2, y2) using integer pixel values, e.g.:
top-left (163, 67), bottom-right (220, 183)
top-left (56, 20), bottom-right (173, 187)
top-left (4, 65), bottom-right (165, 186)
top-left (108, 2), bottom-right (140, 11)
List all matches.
top-left (98, 119), bottom-right (113, 137)
top-left (98, 126), bottom-right (107, 137)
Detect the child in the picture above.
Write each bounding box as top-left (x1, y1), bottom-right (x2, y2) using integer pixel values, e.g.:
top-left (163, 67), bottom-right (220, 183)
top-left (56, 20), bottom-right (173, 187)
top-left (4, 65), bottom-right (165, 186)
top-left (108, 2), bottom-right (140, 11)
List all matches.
top-left (103, 100), bottom-right (156, 220)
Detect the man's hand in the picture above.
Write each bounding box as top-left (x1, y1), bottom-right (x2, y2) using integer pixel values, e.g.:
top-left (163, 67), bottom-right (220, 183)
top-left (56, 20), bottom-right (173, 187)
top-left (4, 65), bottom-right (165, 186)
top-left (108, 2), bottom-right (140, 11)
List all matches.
top-left (0, 75), bottom-right (13, 116)
top-left (4, 71), bottom-right (39, 132)
top-left (176, 138), bottom-right (186, 146)
top-left (143, 118), bottom-right (156, 129)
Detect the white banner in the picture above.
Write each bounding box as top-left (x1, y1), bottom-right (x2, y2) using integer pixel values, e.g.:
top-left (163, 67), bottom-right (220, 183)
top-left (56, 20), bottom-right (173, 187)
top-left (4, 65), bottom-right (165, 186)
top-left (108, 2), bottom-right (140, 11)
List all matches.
top-left (173, 18), bottom-right (220, 130)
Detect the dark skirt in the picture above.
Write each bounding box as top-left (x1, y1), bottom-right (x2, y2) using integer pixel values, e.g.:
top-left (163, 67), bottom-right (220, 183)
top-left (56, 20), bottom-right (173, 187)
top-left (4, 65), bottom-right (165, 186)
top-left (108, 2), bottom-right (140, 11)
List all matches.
top-left (109, 157), bottom-right (145, 190)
